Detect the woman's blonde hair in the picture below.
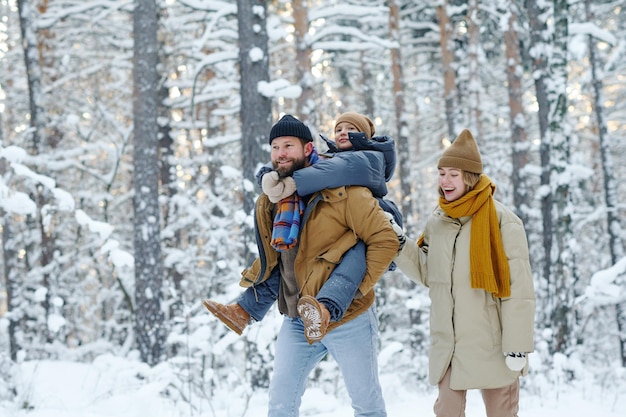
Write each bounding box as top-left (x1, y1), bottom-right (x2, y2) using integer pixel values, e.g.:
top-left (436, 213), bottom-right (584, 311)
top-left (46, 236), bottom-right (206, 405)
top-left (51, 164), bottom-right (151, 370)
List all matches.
top-left (438, 171), bottom-right (482, 198)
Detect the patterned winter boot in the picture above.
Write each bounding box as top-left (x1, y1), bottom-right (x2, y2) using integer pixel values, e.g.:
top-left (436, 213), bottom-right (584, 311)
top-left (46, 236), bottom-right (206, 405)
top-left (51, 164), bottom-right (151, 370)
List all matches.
top-left (202, 300), bottom-right (250, 335)
top-left (297, 295), bottom-right (331, 344)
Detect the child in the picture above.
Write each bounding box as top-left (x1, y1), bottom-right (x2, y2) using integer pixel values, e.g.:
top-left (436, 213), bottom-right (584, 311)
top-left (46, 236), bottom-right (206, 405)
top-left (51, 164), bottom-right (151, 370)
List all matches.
top-left (394, 129), bottom-right (535, 417)
top-left (203, 112), bottom-right (402, 344)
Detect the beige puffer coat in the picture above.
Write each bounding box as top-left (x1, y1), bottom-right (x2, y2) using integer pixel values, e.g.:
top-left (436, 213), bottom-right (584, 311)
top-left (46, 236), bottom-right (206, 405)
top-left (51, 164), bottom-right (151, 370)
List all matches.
top-left (241, 186), bottom-right (399, 332)
top-left (395, 200), bottom-right (535, 389)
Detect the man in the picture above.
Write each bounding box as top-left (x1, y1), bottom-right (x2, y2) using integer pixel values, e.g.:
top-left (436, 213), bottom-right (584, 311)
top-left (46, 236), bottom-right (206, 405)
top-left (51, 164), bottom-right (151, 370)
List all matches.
top-left (215, 114), bottom-right (399, 417)
top-left (204, 111), bottom-right (401, 344)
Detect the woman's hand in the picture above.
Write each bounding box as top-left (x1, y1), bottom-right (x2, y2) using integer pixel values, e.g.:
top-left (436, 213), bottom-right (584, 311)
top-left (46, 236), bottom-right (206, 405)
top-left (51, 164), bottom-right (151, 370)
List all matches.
top-left (504, 352), bottom-right (527, 371)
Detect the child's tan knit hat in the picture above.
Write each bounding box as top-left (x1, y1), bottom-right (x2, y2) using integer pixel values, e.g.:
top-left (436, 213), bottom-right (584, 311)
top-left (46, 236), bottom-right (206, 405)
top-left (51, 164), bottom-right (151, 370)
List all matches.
top-left (334, 112), bottom-right (375, 139)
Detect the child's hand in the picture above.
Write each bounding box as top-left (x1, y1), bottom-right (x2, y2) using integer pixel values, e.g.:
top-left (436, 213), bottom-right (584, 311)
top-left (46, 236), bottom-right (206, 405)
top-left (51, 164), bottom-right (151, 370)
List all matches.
top-left (262, 171), bottom-right (297, 203)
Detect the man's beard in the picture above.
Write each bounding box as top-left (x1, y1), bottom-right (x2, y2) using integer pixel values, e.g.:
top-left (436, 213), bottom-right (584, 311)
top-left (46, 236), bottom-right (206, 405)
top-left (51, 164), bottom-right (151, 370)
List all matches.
top-left (273, 155), bottom-right (307, 178)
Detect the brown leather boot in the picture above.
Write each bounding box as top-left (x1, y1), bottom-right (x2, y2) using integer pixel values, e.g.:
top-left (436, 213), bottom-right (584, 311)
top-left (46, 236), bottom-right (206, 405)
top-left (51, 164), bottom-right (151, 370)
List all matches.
top-left (297, 295), bottom-right (331, 344)
top-left (202, 300), bottom-right (250, 335)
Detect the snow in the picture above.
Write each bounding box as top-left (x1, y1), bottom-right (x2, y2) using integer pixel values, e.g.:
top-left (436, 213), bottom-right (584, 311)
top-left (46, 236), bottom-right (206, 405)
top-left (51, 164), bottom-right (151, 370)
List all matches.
top-left (580, 256), bottom-right (626, 308)
top-left (570, 22), bottom-right (617, 45)
top-left (1, 353), bottom-right (623, 417)
top-left (3, 251), bottom-right (624, 417)
top-left (75, 209), bottom-right (114, 240)
top-left (249, 47), bottom-right (264, 62)
top-left (258, 78), bottom-right (303, 99)
top-left (0, 190), bottom-right (37, 216)
top-left (47, 314), bottom-right (67, 333)
top-left (0, 146), bottom-right (29, 163)
top-left (11, 163), bottom-right (56, 190)
top-left (51, 188), bottom-right (76, 212)
top-left (4, 252), bottom-right (626, 416)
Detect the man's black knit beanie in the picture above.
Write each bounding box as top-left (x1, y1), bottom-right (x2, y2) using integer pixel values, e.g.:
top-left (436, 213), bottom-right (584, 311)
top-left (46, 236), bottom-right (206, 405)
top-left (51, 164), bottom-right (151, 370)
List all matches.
top-left (269, 115), bottom-right (313, 144)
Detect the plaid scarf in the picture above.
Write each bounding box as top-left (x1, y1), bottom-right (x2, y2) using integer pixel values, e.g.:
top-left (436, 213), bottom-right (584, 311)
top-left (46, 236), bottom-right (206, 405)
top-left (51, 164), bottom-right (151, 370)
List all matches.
top-left (418, 174), bottom-right (511, 298)
top-left (270, 148), bottom-right (320, 252)
top-left (270, 195), bottom-right (306, 251)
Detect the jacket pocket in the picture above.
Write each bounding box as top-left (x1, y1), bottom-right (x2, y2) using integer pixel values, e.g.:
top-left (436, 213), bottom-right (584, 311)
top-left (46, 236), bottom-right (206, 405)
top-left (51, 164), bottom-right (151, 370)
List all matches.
top-left (318, 247), bottom-right (344, 264)
top-left (318, 232), bottom-right (358, 264)
top-left (486, 298), bottom-right (503, 347)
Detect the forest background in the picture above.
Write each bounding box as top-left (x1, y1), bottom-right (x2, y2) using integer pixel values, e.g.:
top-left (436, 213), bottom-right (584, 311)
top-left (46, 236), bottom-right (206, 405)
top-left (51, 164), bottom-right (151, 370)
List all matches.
top-left (0, 0), bottom-right (625, 415)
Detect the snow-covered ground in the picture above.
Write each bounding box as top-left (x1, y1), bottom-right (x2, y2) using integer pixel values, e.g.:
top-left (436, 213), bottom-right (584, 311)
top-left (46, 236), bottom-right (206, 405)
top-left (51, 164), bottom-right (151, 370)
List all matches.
top-left (1, 354), bottom-right (623, 417)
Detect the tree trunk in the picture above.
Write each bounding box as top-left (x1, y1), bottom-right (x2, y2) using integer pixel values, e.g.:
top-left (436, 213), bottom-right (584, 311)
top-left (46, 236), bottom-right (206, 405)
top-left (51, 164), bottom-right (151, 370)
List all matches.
top-left (18, 0), bottom-right (57, 348)
top-left (389, 0), bottom-right (413, 222)
top-left (549, 0), bottom-right (575, 354)
top-left (504, 2), bottom-right (530, 225)
top-left (1, 208), bottom-right (20, 361)
top-left (292, 0), bottom-right (314, 121)
top-left (584, 1), bottom-right (625, 267)
top-left (466, 0), bottom-right (483, 139)
top-left (237, 0), bottom-right (272, 264)
top-left (17, 0), bottom-right (45, 154)
top-left (525, 0), bottom-right (553, 322)
top-left (585, 0), bottom-right (626, 365)
top-left (158, 65), bottom-right (184, 322)
top-left (359, 52), bottom-right (375, 117)
top-left (436, 1), bottom-right (456, 139)
top-left (36, 189), bottom-right (54, 344)
top-left (132, 0), bottom-right (166, 366)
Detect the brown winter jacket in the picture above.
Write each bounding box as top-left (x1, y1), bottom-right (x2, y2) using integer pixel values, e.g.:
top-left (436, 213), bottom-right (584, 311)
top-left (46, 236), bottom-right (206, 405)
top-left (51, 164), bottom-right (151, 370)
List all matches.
top-left (394, 200), bottom-right (535, 390)
top-left (240, 186), bottom-right (399, 331)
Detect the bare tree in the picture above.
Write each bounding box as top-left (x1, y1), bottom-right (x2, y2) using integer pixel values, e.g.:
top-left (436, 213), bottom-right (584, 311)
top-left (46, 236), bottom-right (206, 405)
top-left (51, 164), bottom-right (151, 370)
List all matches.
top-left (237, 0), bottom-right (271, 217)
top-left (292, 0), bottom-right (314, 122)
top-left (525, 0), bottom-right (553, 325)
top-left (585, 0), bottom-right (626, 365)
top-left (359, 52), bottom-right (375, 117)
top-left (526, 0), bottom-right (576, 354)
top-left (17, 0), bottom-right (56, 348)
top-left (17, 0), bottom-right (45, 154)
top-left (466, 0), bottom-right (483, 138)
top-left (132, 0), bottom-right (166, 366)
top-left (503, 1), bottom-right (530, 225)
top-left (436, 0), bottom-right (456, 139)
top-left (389, 0), bottom-right (413, 221)
top-left (549, 0), bottom-right (576, 354)
top-left (0, 134), bottom-right (19, 359)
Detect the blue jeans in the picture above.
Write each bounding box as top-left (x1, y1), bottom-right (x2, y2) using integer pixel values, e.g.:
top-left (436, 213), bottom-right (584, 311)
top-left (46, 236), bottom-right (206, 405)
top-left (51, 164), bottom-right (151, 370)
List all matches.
top-left (238, 265), bottom-right (281, 322)
top-left (268, 305), bottom-right (386, 417)
top-left (238, 241), bottom-right (366, 322)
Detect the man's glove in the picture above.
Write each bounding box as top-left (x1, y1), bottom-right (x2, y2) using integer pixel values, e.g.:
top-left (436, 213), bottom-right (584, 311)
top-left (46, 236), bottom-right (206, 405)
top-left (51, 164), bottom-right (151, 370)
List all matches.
top-left (261, 171), bottom-right (297, 203)
top-left (504, 352), bottom-right (527, 371)
top-left (384, 212), bottom-right (407, 251)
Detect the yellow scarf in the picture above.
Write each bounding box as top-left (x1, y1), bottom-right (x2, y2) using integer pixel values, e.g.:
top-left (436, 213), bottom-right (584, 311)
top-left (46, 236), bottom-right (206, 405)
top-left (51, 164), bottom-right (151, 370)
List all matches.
top-left (419, 175), bottom-right (511, 298)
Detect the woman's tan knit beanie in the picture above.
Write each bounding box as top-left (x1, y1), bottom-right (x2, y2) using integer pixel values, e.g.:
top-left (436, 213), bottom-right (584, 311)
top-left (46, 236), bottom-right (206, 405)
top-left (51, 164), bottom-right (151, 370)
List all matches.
top-left (437, 129), bottom-right (483, 174)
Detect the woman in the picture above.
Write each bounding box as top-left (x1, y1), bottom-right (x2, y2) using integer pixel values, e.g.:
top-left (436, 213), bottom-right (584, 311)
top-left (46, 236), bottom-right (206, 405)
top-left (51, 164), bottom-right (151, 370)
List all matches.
top-left (394, 129), bottom-right (535, 417)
